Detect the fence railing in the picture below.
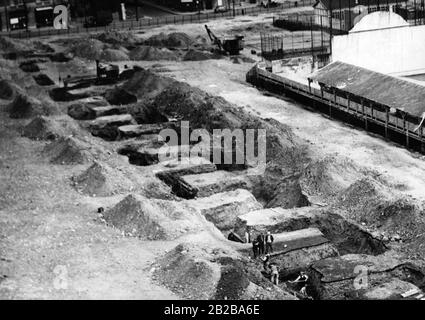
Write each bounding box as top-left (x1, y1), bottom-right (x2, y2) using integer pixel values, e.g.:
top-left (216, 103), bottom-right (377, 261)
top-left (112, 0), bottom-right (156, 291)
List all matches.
top-left (255, 65), bottom-right (424, 143)
top-left (1, 0), bottom-right (316, 39)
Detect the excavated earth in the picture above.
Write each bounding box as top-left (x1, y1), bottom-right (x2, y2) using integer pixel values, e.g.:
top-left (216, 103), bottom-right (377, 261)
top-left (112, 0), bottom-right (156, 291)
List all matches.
top-left (1, 17), bottom-right (425, 300)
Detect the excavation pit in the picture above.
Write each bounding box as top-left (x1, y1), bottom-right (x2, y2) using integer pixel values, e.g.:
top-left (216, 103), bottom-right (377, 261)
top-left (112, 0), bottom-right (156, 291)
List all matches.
top-left (180, 170), bottom-right (252, 197)
top-left (309, 254), bottom-right (425, 300)
top-left (186, 189), bottom-right (263, 232)
top-left (235, 206), bottom-right (386, 256)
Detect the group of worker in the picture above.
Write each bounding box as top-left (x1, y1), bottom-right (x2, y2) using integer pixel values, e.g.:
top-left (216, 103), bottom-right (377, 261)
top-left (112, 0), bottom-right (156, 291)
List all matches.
top-left (245, 229), bottom-right (275, 258)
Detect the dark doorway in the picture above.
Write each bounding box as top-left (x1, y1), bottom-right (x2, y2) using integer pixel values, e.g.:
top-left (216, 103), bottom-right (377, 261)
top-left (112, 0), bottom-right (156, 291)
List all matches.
top-left (35, 7), bottom-right (54, 28)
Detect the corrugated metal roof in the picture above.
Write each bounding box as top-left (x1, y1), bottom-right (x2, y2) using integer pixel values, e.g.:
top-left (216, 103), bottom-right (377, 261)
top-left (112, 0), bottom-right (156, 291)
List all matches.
top-left (310, 61), bottom-right (425, 118)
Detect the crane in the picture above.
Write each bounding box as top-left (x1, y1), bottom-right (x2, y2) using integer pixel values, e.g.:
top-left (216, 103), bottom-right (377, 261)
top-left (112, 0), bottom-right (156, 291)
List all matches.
top-left (204, 25), bottom-right (244, 55)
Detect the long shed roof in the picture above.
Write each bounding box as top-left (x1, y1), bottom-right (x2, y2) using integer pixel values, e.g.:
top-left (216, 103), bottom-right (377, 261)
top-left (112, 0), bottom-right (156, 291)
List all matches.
top-left (309, 61), bottom-right (425, 118)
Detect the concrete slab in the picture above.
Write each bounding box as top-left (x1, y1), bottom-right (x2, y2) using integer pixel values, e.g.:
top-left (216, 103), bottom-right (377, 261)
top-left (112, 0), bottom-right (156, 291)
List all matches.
top-left (118, 123), bottom-right (166, 139)
top-left (235, 206), bottom-right (318, 235)
top-left (90, 114), bottom-right (136, 129)
top-left (186, 189), bottom-right (263, 231)
top-left (153, 157), bottom-right (217, 177)
top-left (118, 122), bottom-right (180, 139)
top-left (92, 105), bottom-right (128, 118)
top-left (129, 144), bottom-right (182, 166)
top-left (235, 227), bottom-right (330, 255)
top-left (181, 170), bottom-right (251, 197)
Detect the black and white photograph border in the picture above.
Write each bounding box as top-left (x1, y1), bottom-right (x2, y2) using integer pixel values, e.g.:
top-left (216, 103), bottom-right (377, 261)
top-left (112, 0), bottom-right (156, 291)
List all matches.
top-left (1, 0), bottom-right (425, 306)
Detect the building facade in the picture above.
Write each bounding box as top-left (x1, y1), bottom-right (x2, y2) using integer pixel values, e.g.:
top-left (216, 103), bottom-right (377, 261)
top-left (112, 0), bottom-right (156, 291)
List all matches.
top-left (313, 0), bottom-right (407, 31)
top-left (0, 0), bottom-right (125, 31)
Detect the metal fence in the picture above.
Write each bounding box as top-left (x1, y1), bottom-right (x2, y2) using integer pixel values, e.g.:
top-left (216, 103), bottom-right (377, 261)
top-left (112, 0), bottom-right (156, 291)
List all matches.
top-left (1, 0), bottom-right (316, 39)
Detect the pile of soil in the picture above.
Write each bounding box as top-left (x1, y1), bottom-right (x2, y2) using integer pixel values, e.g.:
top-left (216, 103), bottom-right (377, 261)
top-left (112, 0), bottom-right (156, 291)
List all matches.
top-left (22, 116), bottom-right (80, 141)
top-left (152, 243), bottom-right (222, 299)
top-left (300, 155), bottom-right (368, 203)
top-left (120, 69), bottom-right (307, 206)
top-left (43, 136), bottom-right (97, 165)
top-left (96, 30), bottom-right (138, 46)
top-left (0, 79), bottom-right (15, 100)
top-left (129, 102), bottom-right (168, 124)
top-left (100, 48), bottom-right (129, 61)
top-left (144, 32), bottom-right (194, 48)
top-left (336, 178), bottom-right (423, 240)
top-left (182, 49), bottom-right (216, 61)
top-left (32, 41), bottom-right (55, 53)
top-left (0, 36), bottom-right (28, 53)
top-left (67, 103), bottom-right (96, 120)
top-left (129, 46), bottom-right (178, 61)
top-left (104, 87), bottom-right (137, 105)
top-left (152, 243), bottom-right (295, 300)
top-left (19, 61), bottom-right (40, 73)
top-left (120, 68), bottom-right (176, 100)
top-left (71, 161), bottom-right (134, 196)
top-left (7, 93), bottom-right (58, 119)
top-left (101, 194), bottom-right (209, 240)
top-left (33, 74), bottom-right (55, 86)
top-left (68, 38), bottom-right (105, 60)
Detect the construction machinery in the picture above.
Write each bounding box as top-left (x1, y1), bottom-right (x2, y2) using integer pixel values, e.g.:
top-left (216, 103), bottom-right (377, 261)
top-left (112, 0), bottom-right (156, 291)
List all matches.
top-left (205, 25), bottom-right (244, 55)
top-left (63, 60), bottom-right (120, 88)
top-left (96, 60), bottom-right (120, 81)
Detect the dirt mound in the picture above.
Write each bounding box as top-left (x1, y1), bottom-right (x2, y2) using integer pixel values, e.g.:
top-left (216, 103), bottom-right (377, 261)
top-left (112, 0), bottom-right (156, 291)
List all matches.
top-left (0, 36), bottom-right (27, 53)
top-left (68, 38), bottom-right (105, 60)
top-left (43, 136), bottom-right (97, 165)
top-left (67, 103), bottom-right (96, 120)
top-left (102, 194), bottom-right (209, 240)
top-left (8, 93), bottom-right (58, 119)
top-left (0, 79), bottom-right (15, 99)
top-left (100, 48), bottom-right (129, 61)
top-left (32, 41), bottom-right (55, 53)
top-left (145, 32), bottom-right (194, 48)
top-left (129, 46), bottom-right (178, 61)
top-left (96, 30), bottom-right (138, 46)
top-left (183, 49), bottom-right (216, 61)
top-left (336, 178), bottom-right (423, 240)
top-left (152, 243), bottom-right (296, 300)
top-left (146, 73), bottom-right (307, 206)
top-left (129, 102), bottom-right (168, 124)
top-left (71, 161), bottom-right (134, 196)
top-left (104, 88), bottom-right (137, 105)
top-left (33, 74), bottom-right (54, 86)
top-left (22, 116), bottom-right (80, 140)
top-left (152, 243), bottom-right (222, 299)
top-left (120, 68), bottom-right (176, 100)
top-left (300, 155), bottom-right (367, 203)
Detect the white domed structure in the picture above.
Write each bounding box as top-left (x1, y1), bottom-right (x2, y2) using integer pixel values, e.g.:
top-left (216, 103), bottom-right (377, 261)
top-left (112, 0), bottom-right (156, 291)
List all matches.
top-left (351, 11), bottom-right (409, 32)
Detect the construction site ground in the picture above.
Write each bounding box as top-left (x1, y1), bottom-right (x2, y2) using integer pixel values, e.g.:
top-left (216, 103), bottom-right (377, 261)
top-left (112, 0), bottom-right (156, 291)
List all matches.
top-left (1, 9), bottom-right (425, 300)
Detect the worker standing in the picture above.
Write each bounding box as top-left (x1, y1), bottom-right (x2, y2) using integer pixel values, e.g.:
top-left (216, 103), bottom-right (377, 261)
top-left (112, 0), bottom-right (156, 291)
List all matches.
top-left (244, 228), bottom-right (251, 243)
top-left (270, 263), bottom-right (279, 285)
top-left (265, 231), bottom-right (274, 254)
top-left (257, 233), bottom-right (265, 255)
top-left (252, 238), bottom-right (259, 258)
top-left (262, 254), bottom-right (271, 271)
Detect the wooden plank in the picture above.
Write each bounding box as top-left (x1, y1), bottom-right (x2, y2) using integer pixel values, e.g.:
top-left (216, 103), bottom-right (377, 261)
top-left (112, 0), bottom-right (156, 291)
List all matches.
top-left (401, 288), bottom-right (421, 298)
